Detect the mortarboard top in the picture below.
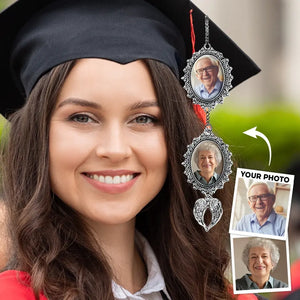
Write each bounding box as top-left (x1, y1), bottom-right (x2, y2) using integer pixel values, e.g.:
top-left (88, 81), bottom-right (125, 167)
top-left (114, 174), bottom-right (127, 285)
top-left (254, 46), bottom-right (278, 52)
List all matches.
top-left (0, 0), bottom-right (260, 116)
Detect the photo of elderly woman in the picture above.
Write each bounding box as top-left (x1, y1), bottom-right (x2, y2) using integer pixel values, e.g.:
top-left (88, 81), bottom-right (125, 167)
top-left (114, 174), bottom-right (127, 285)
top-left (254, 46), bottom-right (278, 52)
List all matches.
top-left (233, 237), bottom-right (289, 292)
top-left (192, 141), bottom-right (222, 185)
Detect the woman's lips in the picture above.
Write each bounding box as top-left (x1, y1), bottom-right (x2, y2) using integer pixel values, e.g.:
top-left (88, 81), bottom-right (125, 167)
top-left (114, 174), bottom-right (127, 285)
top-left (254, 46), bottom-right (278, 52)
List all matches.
top-left (201, 164), bottom-right (213, 168)
top-left (82, 171), bottom-right (140, 194)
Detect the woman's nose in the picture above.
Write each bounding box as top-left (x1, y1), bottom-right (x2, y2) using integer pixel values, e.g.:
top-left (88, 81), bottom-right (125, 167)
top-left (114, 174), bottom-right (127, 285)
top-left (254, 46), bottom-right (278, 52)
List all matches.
top-left (95, 125), bottom-right (131, 162)
top-left (257, 256), bottom-right (263, 263)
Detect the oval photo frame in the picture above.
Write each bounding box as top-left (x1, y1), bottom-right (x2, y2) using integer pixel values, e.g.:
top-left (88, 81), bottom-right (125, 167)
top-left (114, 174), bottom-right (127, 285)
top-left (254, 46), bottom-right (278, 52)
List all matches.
top-left (182, 127), bottom-right (232, 196)
top-left (182, 45), bottom-right (233, 109)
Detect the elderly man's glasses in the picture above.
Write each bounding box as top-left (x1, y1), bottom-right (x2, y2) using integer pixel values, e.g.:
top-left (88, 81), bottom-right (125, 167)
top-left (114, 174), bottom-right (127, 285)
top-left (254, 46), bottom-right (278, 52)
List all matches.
top-left (248, 194), bottom-right (273, 203)
top-left (196, 66), bottom-right (217, 75)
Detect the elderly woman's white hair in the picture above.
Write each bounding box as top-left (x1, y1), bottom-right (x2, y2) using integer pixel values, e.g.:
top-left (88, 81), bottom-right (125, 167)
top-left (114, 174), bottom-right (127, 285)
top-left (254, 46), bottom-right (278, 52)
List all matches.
top-left (247, 181), bottom-right (275, 198)
top-left (242, 238), bottom-right (280, 271)
top-left (194, 141), bottom-right (222, 166)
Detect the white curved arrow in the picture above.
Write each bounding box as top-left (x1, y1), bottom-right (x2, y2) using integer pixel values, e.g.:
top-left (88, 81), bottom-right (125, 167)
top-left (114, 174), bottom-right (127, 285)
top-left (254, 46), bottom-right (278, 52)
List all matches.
top-left (243, 126), bottom-right (272, 166)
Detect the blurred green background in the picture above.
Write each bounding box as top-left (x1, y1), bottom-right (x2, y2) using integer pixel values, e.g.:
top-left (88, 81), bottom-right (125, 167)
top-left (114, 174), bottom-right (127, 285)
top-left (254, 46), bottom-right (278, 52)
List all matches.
top-left (212, 102), bottom-right (300, 173)
top-left (0, 0), bottom-right (12, 11)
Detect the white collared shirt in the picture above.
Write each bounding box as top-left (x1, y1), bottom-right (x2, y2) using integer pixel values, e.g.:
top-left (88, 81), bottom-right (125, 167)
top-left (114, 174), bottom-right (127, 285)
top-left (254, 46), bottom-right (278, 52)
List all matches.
top-left (112, 232), bottom-right (171, 300)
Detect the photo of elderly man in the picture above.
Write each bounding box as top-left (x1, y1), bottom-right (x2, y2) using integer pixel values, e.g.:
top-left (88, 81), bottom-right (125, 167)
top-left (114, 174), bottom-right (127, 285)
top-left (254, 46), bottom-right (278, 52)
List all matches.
top-left (193, 55), bottom-right (223, 100)
top-left (235, 182), bottom-right (286, 236)
top-left (193, 141), bottom-right (222, 185)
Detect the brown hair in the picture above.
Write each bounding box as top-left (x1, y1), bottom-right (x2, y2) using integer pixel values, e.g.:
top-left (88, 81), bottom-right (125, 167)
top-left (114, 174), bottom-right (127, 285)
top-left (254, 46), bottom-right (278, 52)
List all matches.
top-left (2, 59), bottom-right (233, 299)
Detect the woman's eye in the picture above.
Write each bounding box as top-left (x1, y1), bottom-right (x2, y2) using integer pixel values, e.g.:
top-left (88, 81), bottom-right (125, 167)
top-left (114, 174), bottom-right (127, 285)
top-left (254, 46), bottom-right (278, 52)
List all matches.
top-left (133, 115), bottom-right (156, 124)
top-left (70, 114), bottom-right (95, 123)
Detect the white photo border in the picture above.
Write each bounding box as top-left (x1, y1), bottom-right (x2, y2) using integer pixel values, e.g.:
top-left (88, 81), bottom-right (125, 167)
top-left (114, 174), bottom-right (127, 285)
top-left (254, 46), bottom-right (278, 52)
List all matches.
top-left (230, 235), bottom-right (291, 294)
top-left (229, 168), bottom-right (294, 240)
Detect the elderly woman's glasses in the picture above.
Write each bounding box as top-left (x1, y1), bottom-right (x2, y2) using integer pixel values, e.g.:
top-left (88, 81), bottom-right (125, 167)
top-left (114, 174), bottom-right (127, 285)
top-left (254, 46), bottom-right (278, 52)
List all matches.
top-left (196, 66), bottom-right (217, 75)
top-left (248, 194), bottom-right (273, 203)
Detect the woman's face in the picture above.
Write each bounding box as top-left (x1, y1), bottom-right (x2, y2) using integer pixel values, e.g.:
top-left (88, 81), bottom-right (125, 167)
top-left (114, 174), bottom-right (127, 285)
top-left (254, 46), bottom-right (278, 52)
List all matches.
top-left (198, 150), bottom-right (216, 174)
top-left (248, 247), bottom-right (273, 279)
top-left (49, 58), bottom-right (168, 226)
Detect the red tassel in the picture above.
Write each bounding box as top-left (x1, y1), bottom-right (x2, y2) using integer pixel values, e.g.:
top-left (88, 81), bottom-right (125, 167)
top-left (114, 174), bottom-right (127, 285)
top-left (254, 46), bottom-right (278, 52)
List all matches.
top-left (193, 104), bottom-right (206, 125)
top-left (190, 10), bottom-right (205, 124)
top-left (189, 9), bottom-right (196, 54)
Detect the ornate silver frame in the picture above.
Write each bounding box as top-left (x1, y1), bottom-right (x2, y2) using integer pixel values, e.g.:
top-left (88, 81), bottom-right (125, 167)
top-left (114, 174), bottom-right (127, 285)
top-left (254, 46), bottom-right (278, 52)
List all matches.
top-left (181, 45), bottom-right (233, 110)
top-left (182, 126), bottom-right (233, 196)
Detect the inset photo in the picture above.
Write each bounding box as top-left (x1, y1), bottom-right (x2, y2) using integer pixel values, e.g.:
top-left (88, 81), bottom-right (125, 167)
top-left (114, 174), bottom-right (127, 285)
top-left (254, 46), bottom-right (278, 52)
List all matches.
top-left (231, 236), bottom-right (290, 294)
top-left (182, 45), bottom-right (233, 110)
top-left (230, 168), bottom-right (294, 239)
top-left (191, 55), bottom-right (224, 101)
top-left (191, 140), bottom-right (223, 185)
top-left (182, 127), bottom-right (232, 196)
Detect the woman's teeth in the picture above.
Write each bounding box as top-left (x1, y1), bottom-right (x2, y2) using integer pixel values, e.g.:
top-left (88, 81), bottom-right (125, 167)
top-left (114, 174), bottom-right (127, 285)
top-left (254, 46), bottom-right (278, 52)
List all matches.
top-left (87, 174), bottom-right (134, 184)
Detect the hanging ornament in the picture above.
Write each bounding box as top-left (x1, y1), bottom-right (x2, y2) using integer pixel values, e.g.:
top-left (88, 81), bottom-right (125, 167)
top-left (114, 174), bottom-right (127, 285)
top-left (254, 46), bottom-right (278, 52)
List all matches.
top-left (182, 15), bottom-right (233, 110)
top-left (182, 13), bottom-right (233, 231)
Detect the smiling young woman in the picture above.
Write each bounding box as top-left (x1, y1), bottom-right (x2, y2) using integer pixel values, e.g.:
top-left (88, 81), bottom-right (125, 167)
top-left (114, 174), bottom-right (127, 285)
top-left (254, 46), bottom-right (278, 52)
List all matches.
top-left (1, 57), bottom-right (234, 299)
top-left (0, 0), bottom-right (260, 299)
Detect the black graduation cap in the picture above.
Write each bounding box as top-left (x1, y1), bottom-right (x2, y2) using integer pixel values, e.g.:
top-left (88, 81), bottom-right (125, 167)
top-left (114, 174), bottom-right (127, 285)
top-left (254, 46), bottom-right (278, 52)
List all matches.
top-left (0, 0), bottom-right (260, 116)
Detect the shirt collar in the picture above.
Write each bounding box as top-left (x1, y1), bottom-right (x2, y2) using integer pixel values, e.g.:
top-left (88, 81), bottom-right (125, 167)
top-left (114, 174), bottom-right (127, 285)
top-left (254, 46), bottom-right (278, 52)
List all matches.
top-left (268, 276), bottom-right (274, 287)
top-left (250, 209), bottom-right (276, 224)
top-left (112, 231), bottom-right (170, 299)
top-left (245, 274), bottom-right (274, 289)
top-left (195, 171), bottom-right (218, 184)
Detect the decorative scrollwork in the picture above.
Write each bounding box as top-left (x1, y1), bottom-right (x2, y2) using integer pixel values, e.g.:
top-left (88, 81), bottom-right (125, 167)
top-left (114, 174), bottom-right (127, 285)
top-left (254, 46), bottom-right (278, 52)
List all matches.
top-left (182, 127), bottom-right (232, 197)
top-left (182, 45), bottom-right (233, 110)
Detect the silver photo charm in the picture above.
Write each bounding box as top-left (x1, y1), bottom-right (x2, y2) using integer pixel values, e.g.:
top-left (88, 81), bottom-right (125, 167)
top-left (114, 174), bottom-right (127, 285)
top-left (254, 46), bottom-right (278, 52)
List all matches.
top-left (182, 15), bottom-right (233, 110)
top-left (182, 15), bottom-right (233, 231)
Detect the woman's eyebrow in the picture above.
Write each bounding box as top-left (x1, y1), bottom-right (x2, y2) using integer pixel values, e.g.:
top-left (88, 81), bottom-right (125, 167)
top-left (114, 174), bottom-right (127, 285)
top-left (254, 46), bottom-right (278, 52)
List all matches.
top-left (129, 100), bottom-right (158, 110)
top-left (57, 98), bottom-right (101, 109)
top-left (57, 98), bottom-right (158, 111)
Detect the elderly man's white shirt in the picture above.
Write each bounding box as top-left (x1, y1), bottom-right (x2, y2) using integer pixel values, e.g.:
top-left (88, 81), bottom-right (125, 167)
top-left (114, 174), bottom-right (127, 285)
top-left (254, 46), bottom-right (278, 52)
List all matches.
top-left (112, 231), bottom-right (171, 300)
